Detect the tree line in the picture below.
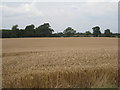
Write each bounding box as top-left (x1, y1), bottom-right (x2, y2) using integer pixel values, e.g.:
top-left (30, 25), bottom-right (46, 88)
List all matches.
top-left (1, 23), bottom-right (119, 38)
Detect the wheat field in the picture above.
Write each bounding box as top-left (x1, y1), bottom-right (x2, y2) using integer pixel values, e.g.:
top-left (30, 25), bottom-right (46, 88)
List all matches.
top-left (2, 37), bottom-right (118, 88)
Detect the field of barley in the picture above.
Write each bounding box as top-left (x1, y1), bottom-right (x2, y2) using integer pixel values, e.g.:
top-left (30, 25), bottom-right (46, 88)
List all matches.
top-left (2, 37), bottom-right (118, 88)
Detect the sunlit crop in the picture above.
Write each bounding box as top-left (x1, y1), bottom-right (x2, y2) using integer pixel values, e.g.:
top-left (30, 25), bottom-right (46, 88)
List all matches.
top-left (2, 37), bottom-right (118, 88)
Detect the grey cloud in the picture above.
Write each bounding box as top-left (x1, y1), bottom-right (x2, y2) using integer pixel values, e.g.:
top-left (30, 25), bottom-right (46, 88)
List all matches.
top-left (1, 2), bottom-right (118, 33)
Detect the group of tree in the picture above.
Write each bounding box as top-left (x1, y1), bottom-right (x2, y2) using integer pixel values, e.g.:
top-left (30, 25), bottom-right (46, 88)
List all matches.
top-left (1, 23), bottom-right (119, 38)
top-left (2, 23), bottom-right (54, 38)
top-left (92, 26), bottom-right (112, 37)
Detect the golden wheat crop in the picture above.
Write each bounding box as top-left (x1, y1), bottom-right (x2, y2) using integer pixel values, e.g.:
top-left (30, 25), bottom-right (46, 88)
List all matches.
top-left (2, 37), bottom-right (118, 88)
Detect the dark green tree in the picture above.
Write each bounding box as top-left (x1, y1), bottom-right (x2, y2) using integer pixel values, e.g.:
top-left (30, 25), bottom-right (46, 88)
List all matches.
top-left (11, 25), bottom-right (19, 37)
top-left (85, 31), bottom-right (91, 35)
top-left (57, 32), bottom-right (64, 37)
top-left (25, 24), bottom-right (35, 37)
top-left (54, 32), bottom-right (64, 37)
top-left (12, 25), bottom-right (19, 31)
top-left (104, 29), bottom-right (112, 37)
top-left (92, 26), bottom-right (101, 37)
top-left (36, 23), bottom-right (54, 37)
top-left (63, 27), bottom-right (76, 37)
top-left (25, 24), bottom-right (35, 31)
top-left (2, 30), bottom-right (12, 38)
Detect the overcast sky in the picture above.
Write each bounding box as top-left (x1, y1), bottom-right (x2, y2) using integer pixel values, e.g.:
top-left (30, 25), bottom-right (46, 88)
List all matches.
top-left (0, 0), bottom-right (118, 33)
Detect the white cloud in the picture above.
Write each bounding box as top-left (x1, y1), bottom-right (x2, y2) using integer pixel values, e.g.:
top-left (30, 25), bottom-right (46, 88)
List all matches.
top-left (22, 2), bottom-right (43, 17)
top-left (1, 0), bottom-right (119, 2)
top-left (41, 2), bottom-right (117, 19)
top-left (1, 1), bottom-right (43, 17)
top-left (1, 2), bottom-right (118, 33)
